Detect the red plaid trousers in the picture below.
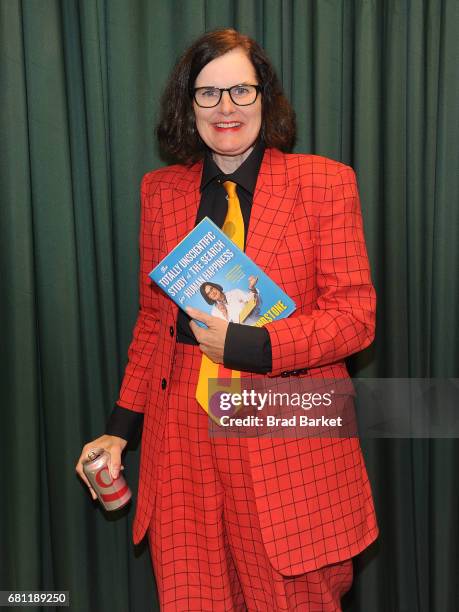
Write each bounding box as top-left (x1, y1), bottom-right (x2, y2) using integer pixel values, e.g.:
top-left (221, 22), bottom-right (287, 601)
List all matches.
top-left (148, 344), bottom-right (354, 611)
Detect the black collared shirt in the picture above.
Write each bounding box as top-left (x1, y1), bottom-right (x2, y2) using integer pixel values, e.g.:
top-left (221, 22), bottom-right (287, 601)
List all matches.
top-left (197, 138), bottom-right (265, 240)
top-left (106, 142), bottom-right (272, 441)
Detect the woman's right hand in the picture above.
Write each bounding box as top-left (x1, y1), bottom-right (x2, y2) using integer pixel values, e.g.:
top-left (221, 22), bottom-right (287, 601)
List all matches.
top-left (75, 434), bottom-right (128, 500)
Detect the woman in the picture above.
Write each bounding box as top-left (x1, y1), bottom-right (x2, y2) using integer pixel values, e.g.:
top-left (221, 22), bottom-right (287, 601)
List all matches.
top-left (76, 29), bottom-right (378, 611)
top-left (200, 276), bottom-right (259, 323)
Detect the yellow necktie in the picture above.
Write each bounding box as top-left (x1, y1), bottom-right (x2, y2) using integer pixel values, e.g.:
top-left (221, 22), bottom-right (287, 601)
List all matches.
top-left (222, 181), bottom-right (245, 250)
top-left (195, 181), bottom-right (243, 419)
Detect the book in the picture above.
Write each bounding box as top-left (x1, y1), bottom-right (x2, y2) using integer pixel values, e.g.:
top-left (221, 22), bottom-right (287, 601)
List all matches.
top-left (149, 217), bottom-right (296, 327)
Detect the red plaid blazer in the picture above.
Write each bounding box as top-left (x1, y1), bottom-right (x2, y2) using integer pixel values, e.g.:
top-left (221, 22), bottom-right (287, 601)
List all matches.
top-left (117, 148), bottom-right (378, 574)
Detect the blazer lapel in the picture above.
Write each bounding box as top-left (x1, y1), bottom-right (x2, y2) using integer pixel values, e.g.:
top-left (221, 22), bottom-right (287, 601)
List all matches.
top-left (161, 162), bottom-right (203, 255)
top-left (245, 149), bottom-right (299, 271)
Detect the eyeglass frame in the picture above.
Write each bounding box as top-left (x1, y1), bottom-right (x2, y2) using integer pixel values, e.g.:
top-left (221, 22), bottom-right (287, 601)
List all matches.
top-left (192, 84), bottom-right (262, 108)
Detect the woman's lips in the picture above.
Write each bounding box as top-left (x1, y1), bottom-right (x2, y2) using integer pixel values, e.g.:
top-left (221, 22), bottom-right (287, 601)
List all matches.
top-left (213, 122), bottom-right (242, 132)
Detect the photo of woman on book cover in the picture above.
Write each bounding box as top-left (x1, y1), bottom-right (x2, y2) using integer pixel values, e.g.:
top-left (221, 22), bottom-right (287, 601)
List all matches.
top-left (199, 275), bottom-right (260, 323)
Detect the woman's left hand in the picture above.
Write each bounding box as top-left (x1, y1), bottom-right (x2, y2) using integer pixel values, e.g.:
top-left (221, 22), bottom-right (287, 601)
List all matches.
top-left (187, 307), bottom-right (229, 363)
top-left (248, 275), bottom-right (258, 289)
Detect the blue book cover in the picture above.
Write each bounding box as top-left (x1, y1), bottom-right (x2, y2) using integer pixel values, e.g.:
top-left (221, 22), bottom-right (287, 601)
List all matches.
top-left (149, 217), bottom-right (296, 327)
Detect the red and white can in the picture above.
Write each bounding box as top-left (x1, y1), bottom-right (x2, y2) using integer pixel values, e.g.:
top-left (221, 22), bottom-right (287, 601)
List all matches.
top-left (83, 449), bottom-right (132, 511)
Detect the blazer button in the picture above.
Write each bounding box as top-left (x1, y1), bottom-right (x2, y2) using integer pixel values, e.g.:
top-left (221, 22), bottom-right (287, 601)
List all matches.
top-left (169, 326), bottom-right (174, 337)
top-left (161, 378), bottom-right (167, 390)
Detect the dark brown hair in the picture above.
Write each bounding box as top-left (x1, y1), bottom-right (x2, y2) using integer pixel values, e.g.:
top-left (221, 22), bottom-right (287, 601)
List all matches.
top-left (200, 282), bottom-right (224, 305)
top-left (156, 29), bottom-right (296, 164)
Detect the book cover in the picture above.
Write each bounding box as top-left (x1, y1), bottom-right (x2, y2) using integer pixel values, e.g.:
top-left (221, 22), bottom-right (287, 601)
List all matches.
top-left (149, 217), bottom-right (296, 327)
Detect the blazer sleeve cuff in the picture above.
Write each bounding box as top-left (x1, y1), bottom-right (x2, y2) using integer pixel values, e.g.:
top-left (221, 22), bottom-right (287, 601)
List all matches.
top-left (223, 323), bottom-right (272, 373)
top-left (105, 404), bottom-right (144, 441)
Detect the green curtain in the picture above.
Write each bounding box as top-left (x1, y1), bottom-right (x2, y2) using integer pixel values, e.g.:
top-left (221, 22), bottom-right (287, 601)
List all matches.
top-left (1, 1), bottom-right (458, 610)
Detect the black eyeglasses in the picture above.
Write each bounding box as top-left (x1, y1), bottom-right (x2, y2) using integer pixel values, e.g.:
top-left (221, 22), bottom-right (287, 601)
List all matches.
top-left (193, 84), bottom-right (261, 108)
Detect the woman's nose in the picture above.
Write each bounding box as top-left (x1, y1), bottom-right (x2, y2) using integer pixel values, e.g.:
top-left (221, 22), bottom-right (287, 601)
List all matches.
top-left (219, 90), bottom-right (236, 113)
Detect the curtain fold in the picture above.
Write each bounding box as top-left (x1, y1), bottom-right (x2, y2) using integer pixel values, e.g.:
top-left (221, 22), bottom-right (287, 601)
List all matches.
top-left (1, 1), bottom-right (458, 610)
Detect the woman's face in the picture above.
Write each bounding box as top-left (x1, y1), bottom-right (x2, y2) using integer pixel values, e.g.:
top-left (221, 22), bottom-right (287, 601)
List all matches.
top-left (205, 285), bottom-right (224, 302)
top-left (193, 48), bottom-right (262, 161)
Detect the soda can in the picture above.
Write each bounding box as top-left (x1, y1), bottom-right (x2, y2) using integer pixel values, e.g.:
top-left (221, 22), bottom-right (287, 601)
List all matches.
top-left (82, 449), bottom-right (132, 511)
